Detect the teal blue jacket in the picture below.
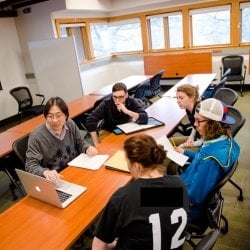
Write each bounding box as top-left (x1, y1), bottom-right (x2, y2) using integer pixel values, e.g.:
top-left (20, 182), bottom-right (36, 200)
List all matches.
top-left (180, 135), bottom-right (240, 223)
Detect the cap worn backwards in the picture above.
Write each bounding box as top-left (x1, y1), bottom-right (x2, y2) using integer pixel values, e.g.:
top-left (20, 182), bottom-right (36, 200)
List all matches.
top-left (196, 98), bottom-right (235, 125)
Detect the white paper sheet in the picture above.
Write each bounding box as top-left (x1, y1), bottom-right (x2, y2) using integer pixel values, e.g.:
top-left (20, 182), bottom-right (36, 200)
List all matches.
top-left (157, 136), bottom-right (189, 166)
top-left (68, 153), bottom-right (109, 170)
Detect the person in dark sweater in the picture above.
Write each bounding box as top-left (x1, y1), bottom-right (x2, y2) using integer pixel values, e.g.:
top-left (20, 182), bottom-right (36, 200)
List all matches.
top-left (86, 82), bottom-right (148, 146)
top-left (25, 97), bottom-right (97, 182)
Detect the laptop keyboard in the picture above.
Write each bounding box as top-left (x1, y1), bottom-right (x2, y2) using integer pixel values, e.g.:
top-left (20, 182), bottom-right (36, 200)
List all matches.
top-left (56, 189), bottom-right (72, 203)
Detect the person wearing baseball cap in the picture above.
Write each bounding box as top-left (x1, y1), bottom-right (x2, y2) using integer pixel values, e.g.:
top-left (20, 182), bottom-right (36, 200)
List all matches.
top-left (175, 98), bottom-right (240, 223)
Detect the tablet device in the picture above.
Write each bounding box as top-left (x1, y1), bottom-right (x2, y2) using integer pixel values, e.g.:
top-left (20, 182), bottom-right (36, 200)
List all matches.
top-left (117, 117), bottom-right (165, 135)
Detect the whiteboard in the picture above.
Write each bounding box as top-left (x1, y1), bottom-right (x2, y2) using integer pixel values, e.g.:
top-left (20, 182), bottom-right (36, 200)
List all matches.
top-left (28, 37), bottom-right (83, 103)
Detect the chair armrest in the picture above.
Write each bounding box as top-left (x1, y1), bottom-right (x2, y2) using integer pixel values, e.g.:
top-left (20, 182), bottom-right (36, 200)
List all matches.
top-left (243, 65), bottom-right (247, 80)
top-left (219, 66), bottom-right (222, 80)
top-left (36, 94), bottom-right (45, 105)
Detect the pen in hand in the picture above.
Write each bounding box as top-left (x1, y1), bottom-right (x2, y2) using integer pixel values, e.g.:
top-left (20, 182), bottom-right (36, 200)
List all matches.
top-left (171, 138), bottom-right (176, 148)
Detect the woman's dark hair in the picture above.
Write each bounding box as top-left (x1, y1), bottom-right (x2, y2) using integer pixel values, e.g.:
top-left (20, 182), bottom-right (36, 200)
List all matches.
top-left (124, 134), bottom-right (166, 168)
top-left (43, 97), bottom-right (69, 120)
top-left (112, 82), bottom-right (128, 93)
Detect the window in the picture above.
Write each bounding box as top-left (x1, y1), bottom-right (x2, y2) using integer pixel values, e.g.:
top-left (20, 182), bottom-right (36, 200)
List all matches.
top-left (240, 2), bottom-right (250, 43)
top-left (190, 6), bottom-right (230, 46)
top-left (147, 12), bottom-right (183, 50)
top-left (149, 17), bottom-right (164, 49)
top-left (109, 19), bottom-right (143, 53)
top-left (90, 23), bottom-right (111, 58)
top-left (90, 19), bottom-right (142, 56)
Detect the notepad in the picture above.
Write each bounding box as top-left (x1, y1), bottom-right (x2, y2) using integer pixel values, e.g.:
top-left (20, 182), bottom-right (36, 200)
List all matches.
top-left (157, 136), bottom-right (189, 166)
top-left (116, 117), bottom-right (164, 135)
top-left (68, 153), bottom-right (109, 170)
top-left (104, 150), bottom-right (129, 173)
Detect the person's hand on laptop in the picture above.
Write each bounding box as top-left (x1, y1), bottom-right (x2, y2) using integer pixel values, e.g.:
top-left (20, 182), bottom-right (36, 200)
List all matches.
top-left (43, 169), bottom-right (62, 182)
top-left (86, 145), bottom-right (98, 156)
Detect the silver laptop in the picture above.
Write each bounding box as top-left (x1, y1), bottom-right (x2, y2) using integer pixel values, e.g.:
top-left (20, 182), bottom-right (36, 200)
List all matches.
top-left (16, 169), bottom-right (87, 208)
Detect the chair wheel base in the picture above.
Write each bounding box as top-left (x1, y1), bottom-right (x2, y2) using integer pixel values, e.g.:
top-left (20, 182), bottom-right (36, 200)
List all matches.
top-left (238, 195), bottom-right (243, 201)
top-left (220, 226), bottom-right (228, 235)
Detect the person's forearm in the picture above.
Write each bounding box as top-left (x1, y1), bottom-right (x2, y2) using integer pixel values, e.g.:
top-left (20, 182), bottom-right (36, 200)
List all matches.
top-left (90, 131), bottom-right (99, 146)
top-left (92, 237), bottom-right (115, 250)
top-left (126, 109), bottom-right (139, 121)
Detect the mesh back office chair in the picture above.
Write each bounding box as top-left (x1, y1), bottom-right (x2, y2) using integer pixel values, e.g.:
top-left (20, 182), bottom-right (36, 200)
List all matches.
top-left (9, 86), bottom-right (45, 123)
top-left (133, 82), bottom-right (152, 108)
top-left (220, 55), bottom-right (247, 97)
top-left (226, 106), bottom-right (246, 201)
top-left (144, 70), bottom-right (165, 100)
top-left (213, 87), bottom-right (238, 106)
top-left (186, 161), bottom-right (239, 248)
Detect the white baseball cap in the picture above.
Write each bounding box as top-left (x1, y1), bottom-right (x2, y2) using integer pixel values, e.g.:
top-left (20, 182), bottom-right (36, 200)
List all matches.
top-left (196, 98), bottom-right (235, 125)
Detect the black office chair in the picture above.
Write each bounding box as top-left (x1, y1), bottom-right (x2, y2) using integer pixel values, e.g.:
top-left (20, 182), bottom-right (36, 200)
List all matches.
top-left (133, 82), bottom-right (152, 108)
top-left (12, 134), bottom-right (30, 166)
top-left (220, 55), bottom-right (247, 97)
top-left (186, 161), bottom-right (239, 248)
top-left (213, 87), bottom-right (238, 106)
top-left (11, 134), bottom-right (30, 197)
top-left (9, 86), bottom-right (45, 123)
top-left (226, 106), bottom-right (246, 201)
top-left (144, 70), bottom-right (165, 101)
top-left (0, 156), bottom-right (26, 200)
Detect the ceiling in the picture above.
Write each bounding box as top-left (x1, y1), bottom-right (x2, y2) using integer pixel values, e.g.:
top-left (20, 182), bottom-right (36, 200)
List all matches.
top-left (0, 0), bottom-right (48, 17)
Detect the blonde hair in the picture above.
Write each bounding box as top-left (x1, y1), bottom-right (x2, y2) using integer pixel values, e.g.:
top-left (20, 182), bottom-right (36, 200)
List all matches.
top-left (177, 84), bottom-right (199, 103)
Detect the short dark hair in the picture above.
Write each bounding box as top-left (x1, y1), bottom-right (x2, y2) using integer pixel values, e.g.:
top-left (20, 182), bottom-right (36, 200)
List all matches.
top-left (112, 82), bottom-right (127, 93)
top-left (43, 97), bottom-right (69, 120)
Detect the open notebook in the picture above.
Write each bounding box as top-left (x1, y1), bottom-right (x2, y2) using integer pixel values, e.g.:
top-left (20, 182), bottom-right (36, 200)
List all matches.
top-left (68, 153), bottom-right (109, 170)
top-left (104, 150), bottom-right (129, 173)
top-left (116, 117), bottom-right (164, 135)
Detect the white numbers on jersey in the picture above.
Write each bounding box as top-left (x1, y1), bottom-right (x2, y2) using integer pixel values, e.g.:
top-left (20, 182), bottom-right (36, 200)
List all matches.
top-left (149, 208), bottom-right (187, 250)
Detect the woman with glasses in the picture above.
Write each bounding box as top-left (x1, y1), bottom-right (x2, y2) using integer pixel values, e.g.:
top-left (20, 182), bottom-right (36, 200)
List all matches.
top-left (175, 98), bottom-right (240, 223)
top-left (25, 97), bottom-right (97, 182)
top-left (86, 82), bottom-right (148, 146)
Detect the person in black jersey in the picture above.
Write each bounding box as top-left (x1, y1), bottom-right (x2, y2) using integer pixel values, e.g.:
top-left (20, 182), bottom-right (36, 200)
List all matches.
top-left (92, 134), bottom-right (189, 250)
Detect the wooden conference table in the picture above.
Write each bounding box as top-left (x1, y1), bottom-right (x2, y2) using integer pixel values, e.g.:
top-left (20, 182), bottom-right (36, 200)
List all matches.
top-left (90, 75), bottom-right (152, 96)
top-left (0, 73), bottom-right (216, 249)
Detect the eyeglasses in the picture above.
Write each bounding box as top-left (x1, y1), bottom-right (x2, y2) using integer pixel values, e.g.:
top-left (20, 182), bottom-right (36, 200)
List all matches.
top-left (47, 113), bottom-right (65, 120)
top-left (112, 95), bottom-right (126, 100)
top-left (194, 119), bottom-right (208, 125)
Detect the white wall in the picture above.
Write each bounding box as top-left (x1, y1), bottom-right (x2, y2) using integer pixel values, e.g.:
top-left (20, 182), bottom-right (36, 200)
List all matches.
top-left (80, 57), bottom-right (145, 94)
top-left (0, 18), bottom-right (27, 120)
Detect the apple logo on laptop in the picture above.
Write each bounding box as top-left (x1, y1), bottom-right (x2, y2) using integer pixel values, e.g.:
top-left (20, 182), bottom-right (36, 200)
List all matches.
top-left (35, 186), bottom-right (41, 192)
